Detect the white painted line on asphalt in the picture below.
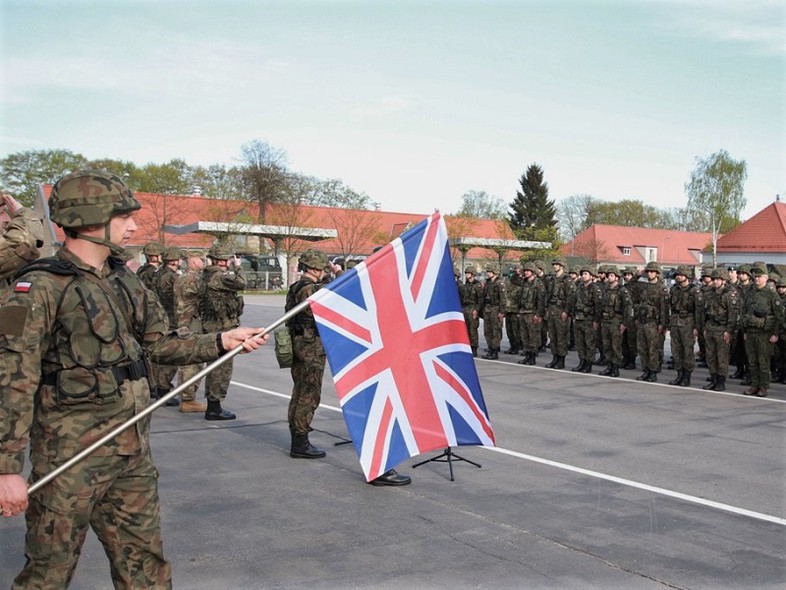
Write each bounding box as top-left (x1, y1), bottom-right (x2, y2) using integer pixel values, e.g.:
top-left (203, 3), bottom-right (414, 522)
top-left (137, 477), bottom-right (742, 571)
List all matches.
top-left (232, 380), bottom-right (786, 527)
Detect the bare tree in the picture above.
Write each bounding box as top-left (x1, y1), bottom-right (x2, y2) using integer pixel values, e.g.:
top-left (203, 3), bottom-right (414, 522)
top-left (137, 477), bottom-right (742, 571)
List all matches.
top-left (135, 193), bottom-right (203, 245)
top-left (557, 194), bottom-right (598, 242)
top-left (239, 140), bottom-right (289, 223)
top-left (455, 190), bottom-right (507, 219)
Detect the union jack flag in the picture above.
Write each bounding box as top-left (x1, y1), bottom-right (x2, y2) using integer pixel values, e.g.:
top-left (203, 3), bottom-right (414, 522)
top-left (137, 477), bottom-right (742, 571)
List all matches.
top-left (308, 212), bottom-right (495, 482)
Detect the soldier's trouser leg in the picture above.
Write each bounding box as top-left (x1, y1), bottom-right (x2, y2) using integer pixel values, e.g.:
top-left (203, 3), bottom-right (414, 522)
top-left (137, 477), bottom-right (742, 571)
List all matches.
top-left (289, 353), bottom-right (326, 435)
top-left (177, 364), bottom-right (204, 401)
top-left (483, 308), bottom-right (502, 350)
top-left (505, 313), bottom-right (521, 349)
top-left (156, 364), bottom-right (178, 393)
top-left (547, 311), bottom-right (570, 357)
top-left (205, 356), bottom-right (234, 402)
top-left (601, 322), bottom-right (623, 366)
top-left (575, 320), bottom-right (594, 362)
top-left (463, 308), bottom-right (479, 348)
top-left (637, 323), bottom-right (659, 371)
top-left (15, 453), bottom-right (171, 590)
top-left (745, 331), bottom-right (772, 389)
top-left (671, 324), bottom-right (695, 371)
top-left (519, 314), bottom-right (538, 354)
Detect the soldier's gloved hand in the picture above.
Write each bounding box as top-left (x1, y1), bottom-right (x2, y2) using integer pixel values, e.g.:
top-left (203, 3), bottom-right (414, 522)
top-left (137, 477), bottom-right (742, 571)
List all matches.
top-left (221, 327), bottom-right (269, 353)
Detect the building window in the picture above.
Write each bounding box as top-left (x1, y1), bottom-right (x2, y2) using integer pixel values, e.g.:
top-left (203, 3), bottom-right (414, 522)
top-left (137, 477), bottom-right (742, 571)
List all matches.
top-left (622, 247), bottom-right (631, 256)
top-left (648, 248), bottom-right (656, 261)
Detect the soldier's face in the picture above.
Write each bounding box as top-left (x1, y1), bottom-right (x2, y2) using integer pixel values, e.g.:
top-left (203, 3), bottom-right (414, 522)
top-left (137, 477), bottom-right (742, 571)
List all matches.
top-left (754, 274), bottom-right (768, 287)
top-left (581, 271), bottom-right (591, 282)
top-left (109, 212), bottom-right (137, 247)
top-left (712, 278), bottom-right (724, 288)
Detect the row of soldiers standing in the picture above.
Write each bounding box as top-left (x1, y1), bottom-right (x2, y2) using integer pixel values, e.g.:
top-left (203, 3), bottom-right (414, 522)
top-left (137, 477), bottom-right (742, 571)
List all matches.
top-left (137, 241), bottom-right (246, 419)
top-left (457, 257), bottom-right (785, 397)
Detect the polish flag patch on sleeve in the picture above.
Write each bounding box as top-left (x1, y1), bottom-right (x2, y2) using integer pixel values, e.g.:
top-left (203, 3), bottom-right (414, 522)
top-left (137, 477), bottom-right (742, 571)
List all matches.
top-left (14, 281), bottom-right (32, 293)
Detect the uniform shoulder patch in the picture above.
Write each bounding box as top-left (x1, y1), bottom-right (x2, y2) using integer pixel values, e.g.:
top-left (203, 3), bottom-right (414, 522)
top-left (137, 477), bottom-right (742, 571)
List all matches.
top-left (14, 281), bottom-right (32, 293)
top-left (0, 305), bottom-right (29, 337)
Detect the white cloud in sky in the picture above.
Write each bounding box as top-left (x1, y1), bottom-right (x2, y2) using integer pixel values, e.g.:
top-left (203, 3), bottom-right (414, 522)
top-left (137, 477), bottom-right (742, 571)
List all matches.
top-left (350, 95), bottom-right (413, 120)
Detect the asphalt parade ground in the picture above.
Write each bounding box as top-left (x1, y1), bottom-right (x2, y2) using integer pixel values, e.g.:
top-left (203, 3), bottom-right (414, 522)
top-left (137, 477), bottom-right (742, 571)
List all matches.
top-left (1, 294), bottom-right (784, 589)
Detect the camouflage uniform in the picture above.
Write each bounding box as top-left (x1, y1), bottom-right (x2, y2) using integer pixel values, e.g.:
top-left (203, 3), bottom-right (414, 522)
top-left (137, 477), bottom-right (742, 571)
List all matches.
top-left (480, 263), bottom-right (505, 359)
top-left (774, 278), bottom-right (786, 383)
top-left (621, 267), bottom-right (640, 369)
top-left (667, 266), bottom-right (703, 386)
top-left (0, 171), bottom-right (233, 589)
top-left (200, 244), bottom-right (246, 418)
top-left (597, 269), bottom-right (633, 376)
top-left (544, 257), bottom-right (574, 368)
top-left (503, 267), bottom-right (522, 354)
top-left (286, 250), bottom-right (329, 459)
top-left (0, 202), bottom-right (44, 289)
top-left (461, 266), bottom-right (483, 356)
top-left (730, 266), bottom-right (754, 380)
top-left (702, 269), bottom-right (738, 391)
top-left (151, 247), bottom-right (183, 403)
top-left (741, 265), bottom-right (784, 396)
top-left (635, 262), bottom-right (669, 382)
top-left (569, 266), bottom-right (600, 373)
top-left (516, 262), bottom-right (545, 365)
top-left (174, 254), bottom-right (206, 405)
top-left (136, 242), bottom-right (163, 292)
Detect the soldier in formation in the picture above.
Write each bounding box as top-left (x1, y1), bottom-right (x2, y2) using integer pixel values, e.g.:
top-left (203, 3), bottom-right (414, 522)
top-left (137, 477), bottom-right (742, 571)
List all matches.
top-left (0, 193), bottom-right (44, 290)
top-left (136, 241), bottom-right (163, 291)
top-left (774, 277), bottom-right (786, 383)
top-left (544, 257), bottom-right (574, 369)
top-left (731, 264), bottom-right (754, 383)
top-left (150, 246), bottom-right (184, 407)
top-left (667, 265), bottom-right (703, 387)
top-left (634, 262), bottom-right (669, 382)
top-left (516, 261), bottom-right (545, 366)
top-left (480, 262), bottom-right (505, 360)
top-left (0, 170), bottom-right (266, 589)
top-left (569, 265), bottom-right (601, 373)
top-left (702, 268), bottom-right (738, 391)
top-left (620, 267), bottom-right (640, 369)
top-left (503, 264), bottom-right (523, 355)
top-left (461, 265), bottom-right (483, 357)
top-left (200, 243), bottom-right (247, 420)
top-left (598, 267), bottom-right (633, 377)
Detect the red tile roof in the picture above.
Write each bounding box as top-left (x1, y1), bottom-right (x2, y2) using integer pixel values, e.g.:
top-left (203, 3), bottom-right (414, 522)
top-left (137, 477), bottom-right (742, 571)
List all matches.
top-left (561, 224), bottom-right (713, 267)
top-left (716, 202), bottom-right (786, 253)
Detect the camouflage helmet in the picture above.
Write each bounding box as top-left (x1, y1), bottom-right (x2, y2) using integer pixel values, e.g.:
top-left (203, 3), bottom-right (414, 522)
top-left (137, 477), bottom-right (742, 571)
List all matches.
top-left (464, 264), bottom-right (476, 275)
top-left (579, 264), bottom-right (595, 276)
top-left (644, 261), bottom-right (661, 274)
top-left (737, 264), bottom-right (751, 276)
top-left (710, 268), bottom-right (727, 281)
top-left (49, 169), bottom-right (140, 229)
top-left (143, 242), bottom-right (164, 256)
top-left (623, 266), bottom-right (637, 275)
top-left (675, 265), bottom-right (692, 277)
top-left (533, 260), bottom-right (546, 271)
top-left (750, 262), bottom-right (768, 276)
top-left (485, 262), bottom-right (500, 274)
top-left (522, 262), bottom-right (538, 273)
top-left (300, 249), bottom-right (329, 270)
top-left (208, 243), bottom-right (234, 260)
top-left (700, 265), bottom-right (713, 278)
top-left (163, 246), bottom-right (183, 262)
top-left (596, 264), bottom-right (608, 275)
top-left (768, 272), bottom-right (780, 283)
top-left (551, 256), bottom-right (567, 268)
top-left (776, 276), bottom-right (786, 288)
top-left (605, 266), bottom-right (620, 277)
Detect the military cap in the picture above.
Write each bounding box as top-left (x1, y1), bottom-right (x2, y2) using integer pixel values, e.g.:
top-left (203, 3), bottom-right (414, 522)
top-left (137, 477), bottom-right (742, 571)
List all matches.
top-left (163, 246), bottom-right (183, 262)
top-left (710, 268), bottom-right (727, 280)
top-left (49, 169), bottom-right (141, 229)
top-left (485, 262), bottom-right (500, 274)
top-left (300, 249), bottom-right (329, 270)
top-left (749, 262), bottom-right (768, 276)
top-left (644, 261), bottom-right (661, 274)
top-left (738, 264), bottom-right (751, 275)
top-left (551, 256), bottom-right (567, 268)
top-left (464, 264), bottom-right (476, 275)
top-left (726, 264), bottom-right (738, 272)
top-left (143, 242), bottom-right (164, 256)
top-left (675, 265), bottom-right (692, 277)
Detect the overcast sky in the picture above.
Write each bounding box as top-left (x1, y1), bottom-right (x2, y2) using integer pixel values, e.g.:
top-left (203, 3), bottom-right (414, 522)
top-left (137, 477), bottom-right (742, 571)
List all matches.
top-left (2, 0), bottom-right (783, 218)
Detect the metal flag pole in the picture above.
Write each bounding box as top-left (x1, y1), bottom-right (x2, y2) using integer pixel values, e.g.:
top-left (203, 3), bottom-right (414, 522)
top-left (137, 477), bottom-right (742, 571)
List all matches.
top-left (27, 299), bottom-right (311, 496)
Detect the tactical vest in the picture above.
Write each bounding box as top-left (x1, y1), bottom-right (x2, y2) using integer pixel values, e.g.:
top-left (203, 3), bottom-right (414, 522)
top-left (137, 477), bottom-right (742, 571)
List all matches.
top-left (199, 267), bottom-right (244, 324)
top-left (285, 278), bottom-right (317, 335)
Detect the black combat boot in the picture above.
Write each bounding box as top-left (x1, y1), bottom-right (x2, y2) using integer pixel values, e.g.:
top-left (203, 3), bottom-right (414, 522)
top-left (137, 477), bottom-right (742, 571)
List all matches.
top-left (155, 388), bottom-right (180, 407)
top-left (205, 399), bottom-right (236, 421)
top-left (471, 346), bottom-right (478, 357)
top-left (290, 433), bottom-right (327, 459)
top-left (554, 356), bottom-right (565, 369)
top-left (679, 370), bottom-right (691, 387)
top-left (609, 364), bottom-right (620, 377)
top-left (599, 364), bottom-right (613, 376)
top-left (668, 369), bottom-right (684, 386)
top-left (485, 348), bottom-right (498, 360)
top-left (645, 370), bottom-right (658, 382)
top-left (730, 365), bottom-right (745, 379)
top-left (572, 359), bottom-right (586, 372)
top-left (740, 370), bottom-right (752, 386)
top-left (527, 352), bottom-right (537, 365)
top-left (711, 376), bottom-right (726, 391)
top-left (545, 355), bottom-right (558, 368)
top-left (636, 369), bottom-right (651, 381)
top-left (582, 360), bottom-right (593, 373)
top-left (703, 374), bottom-right (717, 390)
top-left (623, 358), bottom-right (637, 370)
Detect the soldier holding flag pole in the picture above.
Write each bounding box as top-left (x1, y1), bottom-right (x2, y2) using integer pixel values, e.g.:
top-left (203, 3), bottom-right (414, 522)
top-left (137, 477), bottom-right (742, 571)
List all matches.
top-left (0, 170), bottom-right (268, 589)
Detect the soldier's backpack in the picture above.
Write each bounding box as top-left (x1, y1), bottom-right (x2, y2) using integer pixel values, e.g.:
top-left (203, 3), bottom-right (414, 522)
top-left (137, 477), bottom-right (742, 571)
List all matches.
top-left (274, 327), bottom-right (293, 368)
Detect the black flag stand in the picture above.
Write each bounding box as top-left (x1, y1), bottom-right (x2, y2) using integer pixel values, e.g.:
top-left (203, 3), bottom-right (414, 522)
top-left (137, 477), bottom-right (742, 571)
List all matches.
top-left (411, 447), bottom-right (481, 482)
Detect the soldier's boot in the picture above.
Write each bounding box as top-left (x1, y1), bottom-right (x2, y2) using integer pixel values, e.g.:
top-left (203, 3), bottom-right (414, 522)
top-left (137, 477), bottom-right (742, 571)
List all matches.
top-left (609, 364), bottom-right (620, 378)
top-left (545, 355), bottom-right (558, 368)
top-left (571, 359), bottom-right (586, 372)
top-left (581, 360), bottom-right (593, 373)
top-left (157, 388), bottom-right (180, 407)
top-left (290, 433), bottom-right (327, 459)
top-left (487, 348), bottom-right (499, 360)
top-left (180, 399), bottom-right (207, 413)
top-left (623, 358), bottom-right (637, 370)
top-left (482, 349), bottom-right (495, 359)
top-left (518, 352), bottom-right (532, 365)
top-left (755, 387), bottom-right (768, 398)
top-left (599, 364), bottom-right (613, 376)
top-left (668, 369), bottom-right (684, 386)
top-left (205, 399), bottom-right (236, 421)
top-left (703, 374), bottom-right (717, 390)
top-left (636, 369), bottom-right (651, 381)
top-left (679, 370), bottom-right (692, 387)
top-left (730, 365), bottom-right (745, 379)
top-left (743, 385), bottom-right (759, 396)
top-left (554, 356), bottom-right (565, 369)
top-left (711, 376), bottom-right (725, 391)
top-left (645, 370), bottom-right (658, 382)
top-left (471, 347), bottom-right (478, 357)
top-left (740, 370), bottom-right (752, 386)
top-left (527, 352), bottom-right (538, 365)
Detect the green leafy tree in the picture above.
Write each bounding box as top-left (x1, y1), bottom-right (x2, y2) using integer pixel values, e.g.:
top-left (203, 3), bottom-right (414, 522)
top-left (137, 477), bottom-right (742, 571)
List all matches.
top-left (685, 149), bottom-right (747, 265)
top-left (190, 164), bottom-right (244, 200)
top-left (508, 164), bottom-right (556, 236)
top-left (307, 177), bottom-right (371, 209)
top-left (136, 159), bottom-right (192, 195)
top-left (455, 190), bottom-right (507, 219)
top-left (0, 149), bottom-right (88, 205)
